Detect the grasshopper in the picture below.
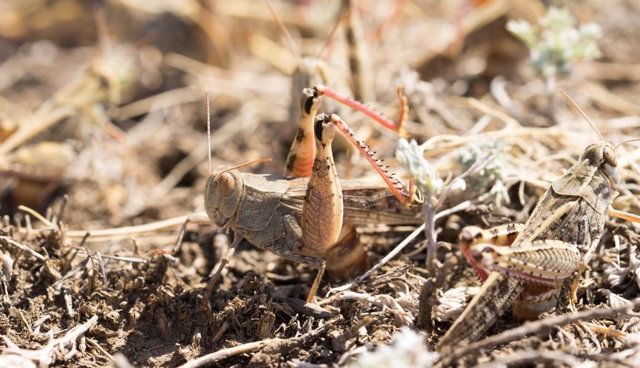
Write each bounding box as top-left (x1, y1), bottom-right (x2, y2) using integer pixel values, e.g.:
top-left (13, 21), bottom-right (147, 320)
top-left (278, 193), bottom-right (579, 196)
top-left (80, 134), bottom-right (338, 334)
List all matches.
top-left (203, 2), bottom-right (418, 301)
top-left (436, 98), bottom-right (638, 352)
top-left (204, 86), bottom-right (420, 302)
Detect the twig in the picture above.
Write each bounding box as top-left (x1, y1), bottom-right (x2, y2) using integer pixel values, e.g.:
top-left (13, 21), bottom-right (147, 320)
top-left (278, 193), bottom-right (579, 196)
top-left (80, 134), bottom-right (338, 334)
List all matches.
top-left (114, 86), bottom-right (201, 120)
top-left (151, 143), bottom-right (209, 200)
top-left (0, 236), bottom-right (46, 261)
top-left (179, 340), bottom-right (270, 368)
top-left (1, 315), bottom-right (99, 367)
top-left (0, 104), bottom-right (72, 156)
top-left (86, 337), bottom-right (114, 361)
top-left (438, 298), bottom-right (640, 365)
top-left (325, 290), bottom-right (414, 325)
top-left (424, 153), bottom-right (494, 269)
top-left (177, 317), bottom-right (339, 368)
top-left (465, 97), bottom-right (521, 129)
top-left (327, 223), bottom-right (423, 296)
top-left (577, 61), bottom-right (640, 81)
top-left (474, 350), bottom-right (581, 368)
top-left (7, 212), bottom-right (205, 251)
top-left (420, 126), bottom-right (562, 156)
top-left (609, 208), bottom-right (640, 223)
top-left (272, 295), bottom-right (336, 319)
top-left (579, 82), bottom-right (640, 116)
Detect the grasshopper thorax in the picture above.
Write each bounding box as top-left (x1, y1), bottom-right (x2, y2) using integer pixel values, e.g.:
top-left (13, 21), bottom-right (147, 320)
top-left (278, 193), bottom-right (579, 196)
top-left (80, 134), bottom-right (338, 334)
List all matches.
top-left (582, 141), bottom-right (618, 188)
top-left (204, 167), bottom-right (244, 226)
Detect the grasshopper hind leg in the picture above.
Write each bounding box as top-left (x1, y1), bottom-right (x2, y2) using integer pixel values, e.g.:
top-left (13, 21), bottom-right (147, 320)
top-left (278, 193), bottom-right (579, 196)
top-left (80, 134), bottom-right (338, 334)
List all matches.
top-left (436, 274), bottom-right (525, 352)
top-left (282, 214), bottom-right (330, 302)
top-left (284, 88), bottom-right (323, 178)
top-left (307, 262), bottom-right (326, 303)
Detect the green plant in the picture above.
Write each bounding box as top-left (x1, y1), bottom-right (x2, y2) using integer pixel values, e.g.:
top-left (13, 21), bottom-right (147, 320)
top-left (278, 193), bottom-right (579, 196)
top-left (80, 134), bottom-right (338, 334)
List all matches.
top-left (507, 7), bottom-right (602, 92)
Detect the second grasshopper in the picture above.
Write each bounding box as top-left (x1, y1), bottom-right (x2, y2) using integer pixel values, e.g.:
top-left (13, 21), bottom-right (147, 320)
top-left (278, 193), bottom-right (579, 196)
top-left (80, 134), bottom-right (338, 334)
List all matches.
top-left (436, 95), bottom-right (639, 354)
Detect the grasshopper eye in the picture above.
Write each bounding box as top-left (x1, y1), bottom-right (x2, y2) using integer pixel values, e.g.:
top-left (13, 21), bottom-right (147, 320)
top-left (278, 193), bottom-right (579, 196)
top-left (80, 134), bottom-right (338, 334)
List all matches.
top-left (603, 145), bottom-right (617, 167)
top-left (217, 172), bottom-right (236, 197)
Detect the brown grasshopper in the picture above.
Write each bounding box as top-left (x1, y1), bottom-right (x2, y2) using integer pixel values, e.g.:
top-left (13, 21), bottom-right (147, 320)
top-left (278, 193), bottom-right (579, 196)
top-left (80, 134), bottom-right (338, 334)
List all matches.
top-left (436, 98), bottom-right (639, 352)
top-left (204, 86), bottom-right (420, 302)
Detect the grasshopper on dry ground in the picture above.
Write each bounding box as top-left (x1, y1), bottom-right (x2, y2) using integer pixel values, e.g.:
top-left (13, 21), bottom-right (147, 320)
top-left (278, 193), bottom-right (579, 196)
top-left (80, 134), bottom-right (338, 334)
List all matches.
top-left (435, 114), bottom-right (639, 352)
top-left (204, 85), bottom-right (420, 302)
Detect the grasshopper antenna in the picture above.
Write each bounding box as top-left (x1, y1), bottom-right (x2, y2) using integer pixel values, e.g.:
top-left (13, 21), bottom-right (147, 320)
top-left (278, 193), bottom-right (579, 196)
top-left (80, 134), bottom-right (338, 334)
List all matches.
top-left (615, 137), bottom-right (640, 151)
top-left (206, 91), bottom-right (212, 174)
top-left (213, 158), bottom-right (273, 182)
top-left (316, 9), bottom-right (348, 61)
top-left (558, 90), bottom-right (640, 154)
top-left (263, 0), bottom-right (345, 63)
top-left (558, 89), bottom-right (604, 141)
top-left (263, 0), bottom-right (300, 58)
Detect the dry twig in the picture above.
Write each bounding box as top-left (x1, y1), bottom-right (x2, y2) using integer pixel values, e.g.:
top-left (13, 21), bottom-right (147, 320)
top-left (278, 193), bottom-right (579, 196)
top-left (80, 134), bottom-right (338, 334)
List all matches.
top-left (176, 316), bottom-right (339, 368)
top-left (0, 236), bottom-right (46, 261)
top-left (1, 315), bottom-right (99, 367)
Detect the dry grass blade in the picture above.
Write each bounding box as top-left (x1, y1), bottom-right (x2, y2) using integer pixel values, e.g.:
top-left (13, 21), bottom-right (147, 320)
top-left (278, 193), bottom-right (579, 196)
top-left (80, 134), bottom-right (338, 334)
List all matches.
top-left (1, 315), bottom-right (99, 367)
top-left (65, 213), bottom-right (208, 241)
top-left (328, 199), bottom-right (472, 296)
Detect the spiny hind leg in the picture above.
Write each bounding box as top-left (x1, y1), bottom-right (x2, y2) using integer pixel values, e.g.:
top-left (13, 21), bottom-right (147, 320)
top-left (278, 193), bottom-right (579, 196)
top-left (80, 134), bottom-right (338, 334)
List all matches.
top-left (285, 84), bottom-right (409, 176)
top-left (313, 84), bottom-right (408, 133)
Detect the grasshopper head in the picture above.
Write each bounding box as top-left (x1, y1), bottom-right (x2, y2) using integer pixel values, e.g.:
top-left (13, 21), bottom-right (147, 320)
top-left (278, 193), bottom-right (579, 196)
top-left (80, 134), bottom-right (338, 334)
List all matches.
top-left (204, 167), bottom-right (244, 226)
top-left (582, 141), bottom-right (618, 189)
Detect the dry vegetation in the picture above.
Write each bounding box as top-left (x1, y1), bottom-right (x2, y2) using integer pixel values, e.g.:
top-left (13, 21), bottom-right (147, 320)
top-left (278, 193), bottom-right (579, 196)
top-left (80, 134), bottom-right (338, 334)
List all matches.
top-left (0, 0), bottom-right (640, 367)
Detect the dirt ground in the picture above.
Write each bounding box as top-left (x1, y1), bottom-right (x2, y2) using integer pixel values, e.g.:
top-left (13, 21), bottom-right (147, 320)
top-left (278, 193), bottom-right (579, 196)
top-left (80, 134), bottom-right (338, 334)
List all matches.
top-left (1, 1), bottom-right (640, 367)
